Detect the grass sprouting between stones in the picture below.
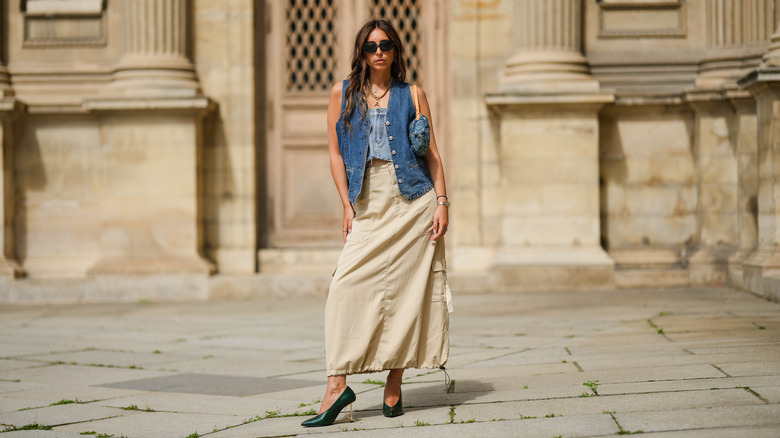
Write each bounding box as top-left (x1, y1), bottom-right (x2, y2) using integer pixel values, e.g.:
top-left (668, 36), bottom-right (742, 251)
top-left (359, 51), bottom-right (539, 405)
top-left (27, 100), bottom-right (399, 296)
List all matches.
top-left (51, 398), bottom-right (81, 406)
top-left (362, 379), bottom-right (385, 387)
top-left (1, 423), bottom-right (52, 432)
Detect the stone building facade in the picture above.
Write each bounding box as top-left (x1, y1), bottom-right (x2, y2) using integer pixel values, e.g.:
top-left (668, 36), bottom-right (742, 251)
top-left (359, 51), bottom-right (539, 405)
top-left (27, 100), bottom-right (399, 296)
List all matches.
top-left (1, 0), bottom-right (779, 303)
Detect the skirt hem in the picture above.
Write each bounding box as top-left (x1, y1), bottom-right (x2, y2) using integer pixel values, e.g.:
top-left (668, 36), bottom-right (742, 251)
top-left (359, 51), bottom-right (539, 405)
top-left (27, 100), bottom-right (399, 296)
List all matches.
top-left (326, 359), bottom-right (448, 377)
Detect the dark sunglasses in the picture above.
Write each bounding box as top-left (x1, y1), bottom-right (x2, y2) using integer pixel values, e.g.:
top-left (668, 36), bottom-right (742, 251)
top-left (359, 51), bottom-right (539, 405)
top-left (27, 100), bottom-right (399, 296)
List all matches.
top-left (362, 39), bottom-right (395, 54)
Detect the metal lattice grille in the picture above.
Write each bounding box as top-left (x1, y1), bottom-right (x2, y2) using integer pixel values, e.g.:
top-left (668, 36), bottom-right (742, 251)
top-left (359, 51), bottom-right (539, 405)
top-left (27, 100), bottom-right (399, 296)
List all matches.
top-left (286, 0), bottom-right (337, 92)
top-left (370, 0), bottom-right (422, 84)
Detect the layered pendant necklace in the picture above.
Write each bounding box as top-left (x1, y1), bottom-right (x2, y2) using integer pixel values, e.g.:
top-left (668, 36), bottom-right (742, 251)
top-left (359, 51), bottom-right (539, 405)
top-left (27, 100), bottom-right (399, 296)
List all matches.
top-left (368, 79), bottom-right (391, 108)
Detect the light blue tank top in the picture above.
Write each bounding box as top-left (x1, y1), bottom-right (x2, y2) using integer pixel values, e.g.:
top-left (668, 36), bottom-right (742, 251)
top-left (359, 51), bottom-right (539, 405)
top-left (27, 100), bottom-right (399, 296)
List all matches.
top-left (367, 107), bottom-right (393, 161)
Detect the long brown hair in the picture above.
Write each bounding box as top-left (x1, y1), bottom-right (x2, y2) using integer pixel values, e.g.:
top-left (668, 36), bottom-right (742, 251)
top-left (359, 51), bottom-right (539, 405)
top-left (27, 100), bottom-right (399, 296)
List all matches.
top-left (342, 19), bottom-right (407, 132)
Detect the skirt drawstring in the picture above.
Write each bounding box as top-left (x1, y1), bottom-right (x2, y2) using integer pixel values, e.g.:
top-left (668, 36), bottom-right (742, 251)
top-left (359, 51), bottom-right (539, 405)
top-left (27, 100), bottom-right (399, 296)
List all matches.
top-left (440, 366), bottom-right (454, 393)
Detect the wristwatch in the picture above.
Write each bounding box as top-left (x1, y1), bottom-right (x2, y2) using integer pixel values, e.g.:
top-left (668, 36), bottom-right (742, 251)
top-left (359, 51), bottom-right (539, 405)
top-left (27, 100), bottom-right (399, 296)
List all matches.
top-left (438, 200), bottom-right (450, 208)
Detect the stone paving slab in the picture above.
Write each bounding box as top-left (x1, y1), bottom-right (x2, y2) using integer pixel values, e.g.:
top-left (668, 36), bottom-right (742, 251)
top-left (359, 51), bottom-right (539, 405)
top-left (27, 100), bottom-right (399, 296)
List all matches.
top-left (1, 287), bottom-right (778, 437)
top-left (24, 350), bottom-right (192, 369)
top-left (0, 431), bottom-right (85, 438)
top-left (752, 385), bottom-right (780, 403)
top-left (614, 404), bottom-right (780, 433)
top-left (683, 342), bottom-right (780, 354)
top-left (0, 360), bottom-right (46, 373)
top-left (715, 361), bottom-right (780, 377)
top-left (0, 381), bottom-right (41, 396)
top-left (0, 397), bottom-right (49, 414)
top-left (1, 384), bottom-right (146, 404)
top-left (54, 411), bottom-right (239, 438)
top-left (99, 373), bottom-right (319, 397)
top-left (452, 388), bottom-right (763, 421)
top-left (1, 365), bottom-right (172, 386)
top-left (597, 374), bottom-right (780, 396)
top-left (0, 343), bottom-right (82, 359)
top-left (0, 403), bottom-right (125, 429)
top-left (575, 351), bottom-right (780, 371)
top-left (301, 414), bottom-right (620, 438)
top-left (157, 357), bottom-right (322, 377)
top-left (591, 426), bottom-right (780, 438)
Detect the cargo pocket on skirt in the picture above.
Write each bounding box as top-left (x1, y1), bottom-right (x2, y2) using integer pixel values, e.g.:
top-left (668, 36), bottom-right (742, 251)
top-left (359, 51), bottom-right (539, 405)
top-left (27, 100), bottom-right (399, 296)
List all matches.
top-left (431, 256), bottom-right (454, 313)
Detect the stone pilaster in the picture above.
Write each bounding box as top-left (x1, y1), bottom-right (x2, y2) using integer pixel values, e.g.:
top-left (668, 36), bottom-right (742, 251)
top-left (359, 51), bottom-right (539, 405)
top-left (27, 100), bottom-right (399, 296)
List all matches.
top-left (0, 99), bottom-right (22, 281)
top-left (0, 6), bottom-right (19, 282)
top-left (502, 0), bottom-right (597, 91)
top-left (685, 95), bottom-right (740, 284)
top-left (737, 79), bottom-right (780, 301)
top-left (698, 0), bottom-right (773, 89)
top-left (110, 0), bottom-right (199, 97)
top-left (727, 94), bottom-right (760, 289)
top-left (0, 5), bottom-right (11, 98)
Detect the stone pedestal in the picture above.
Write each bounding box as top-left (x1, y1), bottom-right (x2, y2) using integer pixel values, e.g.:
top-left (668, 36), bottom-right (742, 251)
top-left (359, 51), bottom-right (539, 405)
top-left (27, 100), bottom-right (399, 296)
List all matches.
top-left (485, 94), bottom-right (615, 292)
top-left (83, 98), bottom-right (215, 281)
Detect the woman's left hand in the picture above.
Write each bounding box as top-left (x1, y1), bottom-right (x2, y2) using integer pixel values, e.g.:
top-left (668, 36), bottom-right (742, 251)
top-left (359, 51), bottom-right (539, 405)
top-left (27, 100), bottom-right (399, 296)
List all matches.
top-left (430, 204), bottom-right (449, 241)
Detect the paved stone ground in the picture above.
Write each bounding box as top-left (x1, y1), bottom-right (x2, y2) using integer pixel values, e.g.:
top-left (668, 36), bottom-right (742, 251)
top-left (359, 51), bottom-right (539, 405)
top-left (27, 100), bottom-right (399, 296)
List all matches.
top-left (0, 287), bottom-right (779, 437)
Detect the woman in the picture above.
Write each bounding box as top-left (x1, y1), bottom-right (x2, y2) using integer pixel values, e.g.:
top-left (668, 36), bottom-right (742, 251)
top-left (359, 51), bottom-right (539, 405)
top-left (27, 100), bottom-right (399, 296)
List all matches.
top-left (301, 19), bottom-right (450, 427)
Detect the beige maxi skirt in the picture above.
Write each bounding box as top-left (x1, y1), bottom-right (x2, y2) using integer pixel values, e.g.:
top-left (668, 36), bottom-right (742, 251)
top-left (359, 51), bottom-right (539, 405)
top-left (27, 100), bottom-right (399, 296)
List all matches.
top-left (325, 160), bottom-right (450, 376)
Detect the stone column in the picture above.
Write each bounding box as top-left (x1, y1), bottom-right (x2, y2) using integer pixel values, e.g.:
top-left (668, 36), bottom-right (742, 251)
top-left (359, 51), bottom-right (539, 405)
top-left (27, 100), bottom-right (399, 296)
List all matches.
top-left (485, 0), bottom-right (614, 292)
top-left (698, 0), bottom-right (773, 88)
top-left (502, 0), bottom-right (597, 91)
top-left (761, 0), bottom-right (780, 66)
top-left (110, 0), bottom-right (200, 97)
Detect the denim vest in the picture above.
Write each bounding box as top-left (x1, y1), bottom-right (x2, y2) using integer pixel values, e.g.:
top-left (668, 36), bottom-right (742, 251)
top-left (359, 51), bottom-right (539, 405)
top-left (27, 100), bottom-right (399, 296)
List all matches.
top-left (336, 79), bottom-right (434, 204)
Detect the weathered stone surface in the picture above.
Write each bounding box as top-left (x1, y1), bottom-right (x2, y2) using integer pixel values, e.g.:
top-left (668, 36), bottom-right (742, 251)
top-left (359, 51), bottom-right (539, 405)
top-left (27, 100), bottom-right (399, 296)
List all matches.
top-left (0, 404), bottom-right (125, 429)
top-left (0, 287), bottom-right (778, 437)
top-left (615, 404), bottom-right (780, 433)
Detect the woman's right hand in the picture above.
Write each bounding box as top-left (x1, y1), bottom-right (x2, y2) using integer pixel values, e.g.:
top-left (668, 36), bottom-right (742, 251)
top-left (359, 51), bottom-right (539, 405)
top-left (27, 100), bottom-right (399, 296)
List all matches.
top-left (342, 205), bottom-right (355, 243)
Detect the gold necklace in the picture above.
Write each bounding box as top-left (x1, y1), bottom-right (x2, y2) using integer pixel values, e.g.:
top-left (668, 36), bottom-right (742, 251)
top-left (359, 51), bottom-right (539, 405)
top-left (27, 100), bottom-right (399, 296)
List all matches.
top-left (368, 80), bottom-right (391, 107)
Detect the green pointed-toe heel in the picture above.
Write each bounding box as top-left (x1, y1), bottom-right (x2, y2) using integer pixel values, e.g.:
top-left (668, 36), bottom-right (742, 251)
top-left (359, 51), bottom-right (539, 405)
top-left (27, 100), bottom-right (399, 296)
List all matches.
top-left (301, 386), bottom-right (356, 427)
top-left (383, 388), bottom-right (405, 418)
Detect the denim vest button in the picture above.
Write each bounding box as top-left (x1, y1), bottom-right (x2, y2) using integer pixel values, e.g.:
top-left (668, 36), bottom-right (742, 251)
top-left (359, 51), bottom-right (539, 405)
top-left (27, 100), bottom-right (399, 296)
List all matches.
top-left (398, 179), bottom-right (403, 184)
top-left (394, 164), bottom-right (399, 169)
top-left (386, 121), bottom-right (390, 126)
top-left (388, 135), bottom-right (393, 141)
top-left (391, 150), bottom-right (396, 154)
